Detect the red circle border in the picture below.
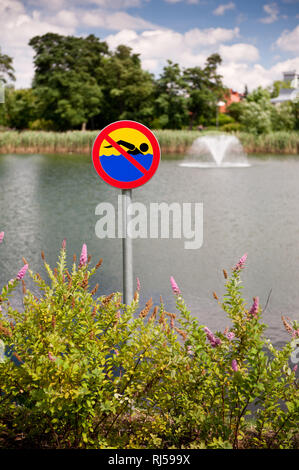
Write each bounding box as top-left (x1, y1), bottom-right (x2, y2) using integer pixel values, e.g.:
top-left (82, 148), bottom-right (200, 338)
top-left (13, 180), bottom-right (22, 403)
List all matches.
top-left (92, 120), bottom-right (161, 189)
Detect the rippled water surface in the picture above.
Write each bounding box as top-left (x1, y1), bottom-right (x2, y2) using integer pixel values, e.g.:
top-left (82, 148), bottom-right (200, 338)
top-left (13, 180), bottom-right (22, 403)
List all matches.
top-left (1, 153), bottom-right (299, 345)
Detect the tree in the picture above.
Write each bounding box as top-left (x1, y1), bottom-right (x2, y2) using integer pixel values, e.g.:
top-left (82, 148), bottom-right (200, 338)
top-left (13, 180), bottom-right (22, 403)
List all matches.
top-left (227, 101), bottom-right (244, 122)
top-left (204, 53), bottom-right (223, 89)
top-left (3, 88), bottom-right (37, 129)
top-left (154, 61), bottom-right (189, 129)
top-left (183, 67), bottom-right (211, 129)
top-left (270, 80), bottom-right (291, 98)
top-left (0, 49), bottom-right (15, 83)
top-left (292, 98), bottom-right (299, 131)
top-left (29, 33), bottom-right (108, 130)
top-left (95, 45), bottom-right (155, 128)
top-left (183, 54), bottom-right (224, 129)
top-left (271, 102), bottom-right (295, 131)
top-left (240, 87), bottom-right (273, 134)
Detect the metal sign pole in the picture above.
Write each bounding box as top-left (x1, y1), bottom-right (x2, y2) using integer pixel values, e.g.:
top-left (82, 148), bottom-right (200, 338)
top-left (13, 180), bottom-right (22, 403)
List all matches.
top-left (122, 189), bottom-right (133, 305)
top-left (92, 121), bottom-right (160, 305)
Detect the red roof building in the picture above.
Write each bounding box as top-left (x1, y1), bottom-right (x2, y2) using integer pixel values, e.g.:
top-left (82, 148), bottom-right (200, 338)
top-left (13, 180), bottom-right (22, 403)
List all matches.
top-left (219, 89), bottom-right (243, 113)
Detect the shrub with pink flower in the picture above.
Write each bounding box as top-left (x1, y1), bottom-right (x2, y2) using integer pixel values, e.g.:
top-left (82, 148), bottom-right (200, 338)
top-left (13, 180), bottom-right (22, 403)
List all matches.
top-left (0, 232), bottom-right (4, 244)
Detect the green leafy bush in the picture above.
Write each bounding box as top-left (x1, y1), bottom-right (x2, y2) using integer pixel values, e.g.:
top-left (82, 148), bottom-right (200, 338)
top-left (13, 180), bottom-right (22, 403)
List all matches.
top-left (217, 113), bottom-right (235, 126)
top-left (0, 234), bottom-right (298, 449)
top-left (221, 122), bottom-right (243, 133)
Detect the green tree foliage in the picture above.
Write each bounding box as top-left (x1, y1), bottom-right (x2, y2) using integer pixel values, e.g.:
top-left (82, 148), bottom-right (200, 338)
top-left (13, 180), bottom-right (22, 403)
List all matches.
top-left (0, 50), bottom-right (15, 128)
top-left (233, 86), bottom-right (297, 134)
top-left (239, 87), bottom-right (274, 134)
top-left (270, 80), bottom-right (291, 98)
top-left (2, 33), bottom-right (298, 133)
top-left (271, 102), bottom-right (295, 131)
top-left (0, 50), bottom-right (15, 83)
top-left (154, 61), bottom-right (189, 129)
top-left (292, 99), bottom-right (299, 131)
top-left (227, 101), bottom-right (244, 122)
top-left (96, 45), bottom-right (155, 128)
top-left (2, 88), bottom-right (37, 130)
top-left (29, 33), bottom-right (108, 130)
top-left (183, 54), bottom-right (224, 129)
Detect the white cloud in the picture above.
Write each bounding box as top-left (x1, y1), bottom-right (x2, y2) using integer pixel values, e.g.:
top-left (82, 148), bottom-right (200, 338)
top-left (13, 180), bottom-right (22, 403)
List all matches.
top-left (28, 0), bottom-right (141, 8)
top-left (105, 27), bottom-right (299, 93)
top-left (219, 43), bottom-right (260, 62)
top-left (0, 0), bottom-right (158, 87)
top-left (54, 10), bottom-right (79, 28)
top-left (0, 0), bottom-right (77, 87)
top-left (164, 0), bottom-right (199, 4)
top-left (259, 3), bottom-right (279, 24)
top-left (220, 56), bottom-right (299, 92)
top-left (91, 0), bottom-right (141, 7)
top-left (184, 27), bottom-right (239, 46)
top-left (213, 2), bottom-right (235, 16)
top-left (81, 9), bottom-right (157, 29)
top-left (105, 27), bottom-right (240, 74)
top-left (276, 25), bottom-right (299, 53)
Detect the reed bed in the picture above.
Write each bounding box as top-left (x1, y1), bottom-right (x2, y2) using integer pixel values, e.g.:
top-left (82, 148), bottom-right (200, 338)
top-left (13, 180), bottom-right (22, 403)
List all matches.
top-left (0, 129), bottom-right (298, 155)
top-left (237, 131), bottom-right (299, 155)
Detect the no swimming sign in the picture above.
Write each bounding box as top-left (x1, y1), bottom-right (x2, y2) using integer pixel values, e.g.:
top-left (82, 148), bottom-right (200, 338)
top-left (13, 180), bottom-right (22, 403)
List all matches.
top-left (92, 120), bottom-right (161, 189)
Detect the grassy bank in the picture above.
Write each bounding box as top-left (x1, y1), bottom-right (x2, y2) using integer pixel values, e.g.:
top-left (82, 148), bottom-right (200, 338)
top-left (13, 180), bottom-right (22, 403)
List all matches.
top-left (0, 129), bottom-right (298, 155)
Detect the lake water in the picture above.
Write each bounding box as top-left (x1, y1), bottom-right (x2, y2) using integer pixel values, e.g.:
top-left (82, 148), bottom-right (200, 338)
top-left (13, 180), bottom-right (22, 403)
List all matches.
top-left (1, 152), bottom-right (299, 346)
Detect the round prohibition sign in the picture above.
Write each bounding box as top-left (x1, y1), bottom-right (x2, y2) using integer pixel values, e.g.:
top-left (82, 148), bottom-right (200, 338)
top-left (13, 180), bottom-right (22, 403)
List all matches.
top-left (92, 120), bottom-right (161, 189)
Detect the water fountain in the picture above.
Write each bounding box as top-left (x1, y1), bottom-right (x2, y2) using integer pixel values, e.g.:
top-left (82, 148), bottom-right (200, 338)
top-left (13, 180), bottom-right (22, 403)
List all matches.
top-left (180, 134), bottom-right (250, 168)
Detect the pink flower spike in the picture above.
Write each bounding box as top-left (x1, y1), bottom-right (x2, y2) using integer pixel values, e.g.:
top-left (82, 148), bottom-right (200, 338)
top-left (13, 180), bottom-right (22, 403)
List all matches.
top-left (231, 359), bottom-right (239, 372)
top-left (0, 232), bottom-right (4, 244)
top-left (16, 264), bottom-right (28, 281)
top-left (79, 243), bottom-right (87, 267)
top-left (233, 253), bottom-right (247, 271)
top-left (170, 276), bottom-right (181, 295)
top-left (48, 352), bottom-right (56, 362)
top-left (226, 332), bottom-right (235, 340)
top-left (204, 327), bottom-right (221, 347)
top-left (249, 297), bottom-right (259, 317)
top-left (136, 277), bottom-right (141, 292)
top-left (62, 238), bottom-right (66, 250)
top-left (293, 365), bottom-right (297, 373)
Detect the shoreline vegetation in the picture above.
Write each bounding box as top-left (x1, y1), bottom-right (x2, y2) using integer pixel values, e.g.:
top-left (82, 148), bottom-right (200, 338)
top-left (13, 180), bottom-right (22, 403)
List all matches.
top-left (0, 236), bottom-right (298, 449)
top-left (0, 130), bottom-right (298, 156)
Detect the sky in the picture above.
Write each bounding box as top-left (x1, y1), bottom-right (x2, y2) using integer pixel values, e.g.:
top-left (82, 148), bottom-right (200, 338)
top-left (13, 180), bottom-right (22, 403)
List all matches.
top-left (0, 0), bottom-right (299, 92)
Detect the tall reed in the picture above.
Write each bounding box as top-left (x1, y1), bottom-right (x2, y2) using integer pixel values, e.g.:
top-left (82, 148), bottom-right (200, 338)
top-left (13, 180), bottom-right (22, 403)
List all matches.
top-left (0, 130), bottom-right (298, 155)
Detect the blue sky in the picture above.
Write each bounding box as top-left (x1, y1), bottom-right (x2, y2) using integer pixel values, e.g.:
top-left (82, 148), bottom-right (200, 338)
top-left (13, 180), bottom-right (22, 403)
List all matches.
top-left (1, 0), bottom-right (298, 91)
